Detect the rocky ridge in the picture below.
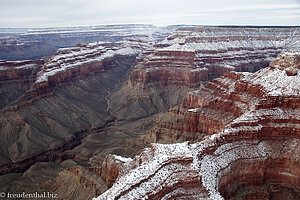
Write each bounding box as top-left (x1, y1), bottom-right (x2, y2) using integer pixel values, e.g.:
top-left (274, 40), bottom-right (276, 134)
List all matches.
top-left (33, 37), bottom-right (153, 90)
top-left (95, 52), bottom-right (300, 200)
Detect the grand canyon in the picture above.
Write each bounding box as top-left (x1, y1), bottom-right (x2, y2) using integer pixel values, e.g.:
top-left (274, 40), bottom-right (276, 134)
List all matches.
top-left (0, 25), bottom-right (299, 200)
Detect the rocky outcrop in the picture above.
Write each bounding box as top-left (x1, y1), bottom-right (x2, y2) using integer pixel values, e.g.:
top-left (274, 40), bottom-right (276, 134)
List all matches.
top-left (128, 50), bottom-right (210, 88)
top-left (97, 154), bottom-right (132, 188)
top-left (95, 52), bottom-right (300, 200)
top-left (129, 27), bottom-right (300, 88)
top-left (269, 50), bottom-right (300, 76)
top-left (149, 71), bottom-right (260, 142)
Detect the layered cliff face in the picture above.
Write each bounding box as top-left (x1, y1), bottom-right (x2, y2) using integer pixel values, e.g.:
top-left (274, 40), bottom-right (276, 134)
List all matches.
top-left (95, 52), bottom-right (300, 200)
top-left (0, 60), bottom-right (43, 109)
top-left (0, 36), bottom-right (155, 169)
top-left (33, 39), bottom-right (151, 90)
top-left (110, 27), bottom-right (299, 122)
top-left (149, 51), bottom-right (300, 143)
top-left (129, 27), bottom-right (300, 88)
top-left (1, 27), bottom-right (300, 200)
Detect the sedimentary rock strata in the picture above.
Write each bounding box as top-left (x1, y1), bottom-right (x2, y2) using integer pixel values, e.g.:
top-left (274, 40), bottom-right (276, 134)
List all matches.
top-left (98, 154), bottom-right (133, 188)
top-left (1, 26), bottom-right (300, 200)
top-left (95, 52), bottom-right (300, 200)
top-left (0, 60), bottom-right (43, 109)
top-left (0, 24), bottom-right (173, 60)
top-left (129, 27), bottom-right (300, 89)
top-left (0, 38), bottom-right (150, 168)
top-left (149, 50), bottom-right (300, 143)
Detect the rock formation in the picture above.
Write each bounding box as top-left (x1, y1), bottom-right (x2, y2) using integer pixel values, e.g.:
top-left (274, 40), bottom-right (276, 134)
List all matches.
top-left (0, 37), bottom-right (153, 169)
top-left (129, 27), bottom-right (300, 88)
top-left (97, 154), bottom-right (133, 188)
top-left (0, 24), bottom-right (174, 60)
top-left (111, 27), bottom-right (299, 122)
top-left (0, 60), bottom-right (43, 109)
top-left (95, 51), bottom-right (300, 200)
top-left (148, 50), bottom-right (300, 143)
top-left (0, 26), bottom-right (299, 200)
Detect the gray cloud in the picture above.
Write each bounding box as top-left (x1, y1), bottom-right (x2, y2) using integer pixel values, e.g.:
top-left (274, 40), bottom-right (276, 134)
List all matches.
top-left (0, 0), bottom-right (299, 27)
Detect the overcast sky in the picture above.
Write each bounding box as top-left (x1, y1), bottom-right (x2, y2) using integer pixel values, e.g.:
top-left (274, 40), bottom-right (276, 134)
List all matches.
top-left (0, 0), bottom-right (299, 28)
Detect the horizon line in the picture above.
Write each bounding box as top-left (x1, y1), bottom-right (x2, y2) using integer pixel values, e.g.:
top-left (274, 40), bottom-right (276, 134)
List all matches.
top-left (1, 23), bottom-right (300, 29)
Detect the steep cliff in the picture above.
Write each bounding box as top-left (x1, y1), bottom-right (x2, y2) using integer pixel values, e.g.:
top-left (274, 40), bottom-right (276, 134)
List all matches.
top-left (95, 52), bottom-right (300, 200)
top-left (0, 38), bottom-right (152, 169)
top-left (0, 60), bottom-right (43, 109)
top-left (1, 27), bottom-right (300, 200)
top-left (111, 27), bottom-right (299, 122)
top-left (149, 51), bottom-right (300, 143)
top-left (129, 27), bottom-right (300, 88)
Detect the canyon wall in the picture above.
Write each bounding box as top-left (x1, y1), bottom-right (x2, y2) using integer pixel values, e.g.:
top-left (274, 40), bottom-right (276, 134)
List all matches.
top-left (110, 27), bottom-right (300, 122)
top-left (0, 60), bottom-right (43, 110)
top-left (129, 27), bottom-right (300, 88)
top-left (95, 52), bottom-right (300, 200)
top-left (0, 27), bottom-right (299, 200)
top-left (0, 37), bottom-right (154, 168)
top-left (148, 50), bottom-right (300, 143)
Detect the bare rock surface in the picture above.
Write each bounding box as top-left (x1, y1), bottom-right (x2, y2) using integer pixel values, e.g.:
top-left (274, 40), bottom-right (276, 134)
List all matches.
top-left (95, 52), bottom-right (300, 200)
top-left (0, 26), bottom-right (299, 200)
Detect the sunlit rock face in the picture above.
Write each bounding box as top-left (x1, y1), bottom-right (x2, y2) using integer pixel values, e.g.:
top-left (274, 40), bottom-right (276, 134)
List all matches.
top-left (95, 52), bottom-right (300, 200)
top-left (128, 27), bottom-right (300, 88)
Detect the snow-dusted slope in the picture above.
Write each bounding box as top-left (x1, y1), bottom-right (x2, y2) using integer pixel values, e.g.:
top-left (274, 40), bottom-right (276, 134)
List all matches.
top-left (95, 52), bottom-right (300, 200)
top-left (0, 24), bottom-right (174, 60)
top-left (129, 27), bottom-right (300, 88)
top-left (34, 36), bottom-right (155, 87)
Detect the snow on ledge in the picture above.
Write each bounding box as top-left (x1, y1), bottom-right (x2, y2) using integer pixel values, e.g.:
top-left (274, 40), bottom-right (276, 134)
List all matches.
top-left (35, 45), bottom-right (140, 83)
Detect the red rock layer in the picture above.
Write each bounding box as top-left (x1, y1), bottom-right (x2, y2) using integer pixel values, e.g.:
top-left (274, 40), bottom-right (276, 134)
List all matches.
top-left (33, 41), bottom-right (145, 91)
top-left (0, 60), bottom-right (42, 83)
top-left (128, 50), bottom-right (209, 88)
top-left (149, 72), bottom-right (260, 142)
top-left (95, 52), bottom-right (300, 200)
top-left (34, 54), bottom-right (136, 92)
top-left (97, 155), bottom-right (131, 188)
top-left (128, 27), bottom-right (300, 89)
top-left (149, 51), bottom-right (300, 142)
